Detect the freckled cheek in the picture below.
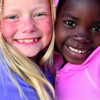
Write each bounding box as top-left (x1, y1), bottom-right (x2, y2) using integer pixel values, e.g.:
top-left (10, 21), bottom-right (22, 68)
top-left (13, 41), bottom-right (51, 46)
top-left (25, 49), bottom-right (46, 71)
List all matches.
top-left (40, 18), bottom-right (52, 35)
top-left (39, 19), bottom-right (52, 46)
top-left (1, 21), bottom-right (18, 39)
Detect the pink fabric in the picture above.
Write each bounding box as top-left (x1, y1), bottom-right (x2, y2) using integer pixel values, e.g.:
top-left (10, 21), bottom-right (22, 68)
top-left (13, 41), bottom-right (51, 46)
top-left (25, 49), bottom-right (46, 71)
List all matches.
top-left (55, 0), bottom-right (59, 8)
top-left (55, 46), bottom-right (100, 100)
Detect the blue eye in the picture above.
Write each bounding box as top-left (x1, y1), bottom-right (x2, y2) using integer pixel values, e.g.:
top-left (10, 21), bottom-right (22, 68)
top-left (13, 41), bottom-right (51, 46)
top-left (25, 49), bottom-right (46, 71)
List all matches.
top-left (8, 16), bottom-right (17, 19)
top-left (35, 13), bottom-right (45, 17)
top-left (92, 26), bottom-right (100, 32)
top-left (65, 21), bottom-right (76, 27)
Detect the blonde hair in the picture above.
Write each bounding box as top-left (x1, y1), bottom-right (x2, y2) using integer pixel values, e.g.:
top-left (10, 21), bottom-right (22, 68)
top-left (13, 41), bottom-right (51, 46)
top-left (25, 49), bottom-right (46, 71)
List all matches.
top-left (0, 0), bottom-right (55, 100)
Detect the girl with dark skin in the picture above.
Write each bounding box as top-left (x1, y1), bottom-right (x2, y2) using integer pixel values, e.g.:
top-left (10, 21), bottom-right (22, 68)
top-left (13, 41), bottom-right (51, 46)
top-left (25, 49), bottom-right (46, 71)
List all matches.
top-left (55, 0), bottom-right (100, 100)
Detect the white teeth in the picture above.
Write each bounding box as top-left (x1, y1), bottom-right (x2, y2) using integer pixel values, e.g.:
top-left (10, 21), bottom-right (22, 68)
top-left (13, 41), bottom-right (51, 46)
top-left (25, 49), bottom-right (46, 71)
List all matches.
top-left (17, 39), bottom-right (38, 43)
top-left (34, 39), bottom-right (38, 41)
top-left (29, 39), bottom-right (33, 42)
top-left (19, 40), bottom-right (23, 43)
top-left (69, 46), bottom-right (87, 54)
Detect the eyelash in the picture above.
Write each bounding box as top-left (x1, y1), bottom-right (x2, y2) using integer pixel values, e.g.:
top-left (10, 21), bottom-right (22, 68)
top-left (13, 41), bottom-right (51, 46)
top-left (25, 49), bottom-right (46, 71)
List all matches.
top-left (64, 20), bottom-right (76, 27)
top-left (92, 26), bottom-right (100, 32)
top-left (8, 16), bottom-right (17, 19)
top-left (5, 12), bottom-right (46, 20)
top-left (64, 20), bottom-right (100, 32)
top-left (35, 13), bottom-right (46, 17)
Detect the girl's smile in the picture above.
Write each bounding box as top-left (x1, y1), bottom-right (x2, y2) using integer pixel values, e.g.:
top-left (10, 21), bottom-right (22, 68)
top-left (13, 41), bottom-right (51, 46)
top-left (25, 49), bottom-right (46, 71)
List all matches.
top-left (16, 38), bottom-right (40, 43)
top-left (64, 45), bottom-right (92, 60)
top-left (15, 38), bottom-right (41, 45)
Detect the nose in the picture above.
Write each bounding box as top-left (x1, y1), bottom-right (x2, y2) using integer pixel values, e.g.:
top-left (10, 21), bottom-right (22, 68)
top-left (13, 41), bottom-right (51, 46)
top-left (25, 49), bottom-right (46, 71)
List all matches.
top-left (72, 30), bottom-right (91, 44)
top-left (20, 18), bottom-right (37, 33)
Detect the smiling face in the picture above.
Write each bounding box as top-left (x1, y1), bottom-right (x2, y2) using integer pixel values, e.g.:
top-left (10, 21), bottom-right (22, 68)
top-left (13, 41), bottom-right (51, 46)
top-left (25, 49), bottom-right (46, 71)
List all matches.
top-left (1, 0), bottom-right (52, 61)
top-left (55, 0), bottom-right (100, 64)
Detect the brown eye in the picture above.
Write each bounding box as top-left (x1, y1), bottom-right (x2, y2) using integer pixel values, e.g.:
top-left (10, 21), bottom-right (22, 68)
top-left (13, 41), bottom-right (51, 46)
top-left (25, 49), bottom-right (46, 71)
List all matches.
top-left (65, 21), bottom-right (76, 27)
top-left (92, 26), bottom-right (100, 32)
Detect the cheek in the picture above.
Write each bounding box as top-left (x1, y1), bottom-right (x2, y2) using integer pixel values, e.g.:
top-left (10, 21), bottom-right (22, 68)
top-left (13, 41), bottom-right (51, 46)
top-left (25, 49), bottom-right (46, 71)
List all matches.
top-left (39, 18), bottom-right (52, 43)
top-left (44, 24), bottom-right (52, 45)
top-left (55, 22), bottom-right (70, 43)
top-left (39, 17), bottom-right (52, 35)
top-left (1, 20), bottom-right (17, 39)
top-left (55, 27), bottom-right (63, 43)
top-left (55, 25), bottom-right (67, 50)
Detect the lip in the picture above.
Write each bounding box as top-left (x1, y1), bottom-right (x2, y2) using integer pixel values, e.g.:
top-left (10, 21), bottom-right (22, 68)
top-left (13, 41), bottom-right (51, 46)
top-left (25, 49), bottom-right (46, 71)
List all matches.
top-left (65, 45), bottom-right (92, 59)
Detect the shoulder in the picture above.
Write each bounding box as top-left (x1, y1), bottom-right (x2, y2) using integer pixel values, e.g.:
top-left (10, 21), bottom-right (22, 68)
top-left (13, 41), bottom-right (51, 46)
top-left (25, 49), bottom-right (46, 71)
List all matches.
top-left (0, 70), bottom-right (40, 100)
top-left (85, 47), bottom-right (100, 90)
top-left (14, 73), bottom-right (40, 100)
top-left (0, 53), bottom-right (40, 99)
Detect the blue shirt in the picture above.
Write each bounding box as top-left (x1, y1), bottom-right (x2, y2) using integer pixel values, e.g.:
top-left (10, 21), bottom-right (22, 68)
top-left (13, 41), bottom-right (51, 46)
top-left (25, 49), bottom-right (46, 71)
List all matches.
top-left (0, 51), bottom-right (54, 100)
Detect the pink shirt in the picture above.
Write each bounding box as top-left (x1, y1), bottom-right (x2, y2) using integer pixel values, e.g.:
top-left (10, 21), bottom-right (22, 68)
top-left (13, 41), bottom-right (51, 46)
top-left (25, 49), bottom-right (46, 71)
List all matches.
top-left (55, 46), bottom-right (100, 100)
top-left (55, 0), bottom-right (59, 8)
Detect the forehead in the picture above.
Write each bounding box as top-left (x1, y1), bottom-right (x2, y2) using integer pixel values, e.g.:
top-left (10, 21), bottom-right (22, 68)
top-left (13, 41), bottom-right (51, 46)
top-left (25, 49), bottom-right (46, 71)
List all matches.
top-left (2, 0), bottom-right (51, 15)
top-left (3, 0), bottom-right (50, 8)
top-left (58, 0), bottom-right (100, 15)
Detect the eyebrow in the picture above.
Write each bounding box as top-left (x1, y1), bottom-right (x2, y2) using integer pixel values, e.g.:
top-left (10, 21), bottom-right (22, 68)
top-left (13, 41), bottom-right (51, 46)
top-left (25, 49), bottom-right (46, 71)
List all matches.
top-left (95, 21), bottom-right (100, 24)
top-left (63, 13), bottom-right (79, 20)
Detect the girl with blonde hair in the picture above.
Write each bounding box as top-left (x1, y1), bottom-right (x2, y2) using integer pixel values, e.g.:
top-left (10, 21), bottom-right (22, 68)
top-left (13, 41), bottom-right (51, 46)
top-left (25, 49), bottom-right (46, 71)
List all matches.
top-left (0, 0), bottom-right (55, 100)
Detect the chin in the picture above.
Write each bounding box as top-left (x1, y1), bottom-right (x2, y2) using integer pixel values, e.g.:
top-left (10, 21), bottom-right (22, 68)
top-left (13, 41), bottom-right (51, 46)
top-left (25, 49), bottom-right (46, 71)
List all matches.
top-left (68, 60), bottom-right (85, 65)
